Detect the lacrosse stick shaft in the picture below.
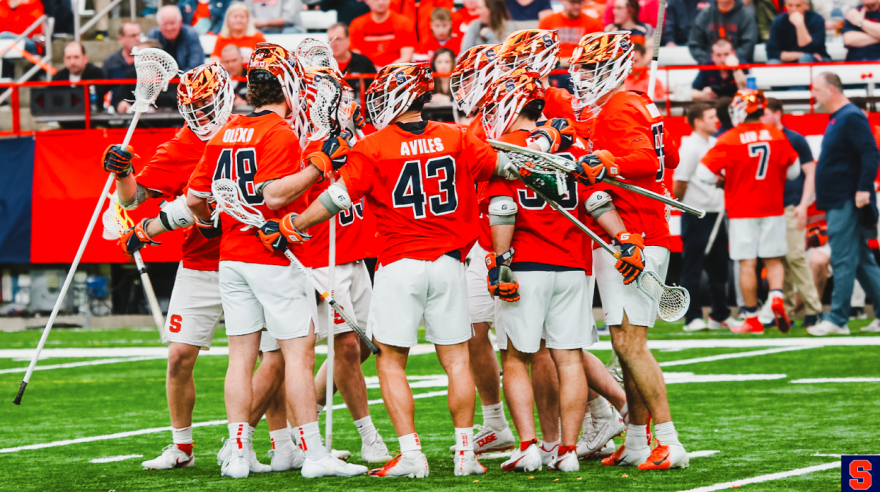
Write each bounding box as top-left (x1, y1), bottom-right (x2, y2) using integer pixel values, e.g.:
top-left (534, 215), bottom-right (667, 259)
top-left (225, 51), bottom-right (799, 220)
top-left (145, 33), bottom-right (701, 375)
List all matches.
top-left (325, 176), bottom-right (337, 448)
top-left (132, 250), bottom-right (165, 337)
top-left (703, 211), bottom-right (724, 256)
top-left (605, 177), bottom-right (705, 218)
top-left (647, 0), bottom-right (667, 101)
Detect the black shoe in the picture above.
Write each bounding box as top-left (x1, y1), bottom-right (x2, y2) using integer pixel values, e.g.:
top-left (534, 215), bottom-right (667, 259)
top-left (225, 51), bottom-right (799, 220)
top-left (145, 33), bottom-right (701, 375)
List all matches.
top-left (850, 307), bottom-right (867, 320)
top-left (801, 314), bottom-right (820, 328)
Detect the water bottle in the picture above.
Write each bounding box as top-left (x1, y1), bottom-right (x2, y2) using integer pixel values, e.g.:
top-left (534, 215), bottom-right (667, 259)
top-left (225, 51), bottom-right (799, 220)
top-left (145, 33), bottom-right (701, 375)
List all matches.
top-left (746, 76), bottom-right (757, 90)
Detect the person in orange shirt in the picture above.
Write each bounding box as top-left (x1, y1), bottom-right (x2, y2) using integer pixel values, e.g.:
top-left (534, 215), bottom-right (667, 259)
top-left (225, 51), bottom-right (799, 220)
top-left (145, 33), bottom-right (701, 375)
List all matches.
top-left (390, 0), bottom-right (455, 44)
top-left (0, 0), bottom-right (44, 54)
top-left (417, 8), bottom-right (462, 59)
top-left (538, 0), bottom-right (604, 60)
top-left (624, 42), bottom-right (665, 100)
top-left (452, 0), bottom-right (480, 37)
top-left (350, 0), bottom-right (417, 67)
top-left (210, 2), bottom-right (266, 62)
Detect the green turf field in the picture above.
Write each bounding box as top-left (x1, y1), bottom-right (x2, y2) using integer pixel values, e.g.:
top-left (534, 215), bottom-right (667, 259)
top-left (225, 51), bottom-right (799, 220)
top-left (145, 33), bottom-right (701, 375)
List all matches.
top-left (2, 320), bottom-right (878, 491)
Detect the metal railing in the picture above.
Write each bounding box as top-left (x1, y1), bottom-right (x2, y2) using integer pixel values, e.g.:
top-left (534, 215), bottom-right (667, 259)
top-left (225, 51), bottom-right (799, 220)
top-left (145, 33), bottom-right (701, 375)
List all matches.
top-left (0, 16), bottom-right (55, 106)
top-left (73, 0), bottom-right (138, 42)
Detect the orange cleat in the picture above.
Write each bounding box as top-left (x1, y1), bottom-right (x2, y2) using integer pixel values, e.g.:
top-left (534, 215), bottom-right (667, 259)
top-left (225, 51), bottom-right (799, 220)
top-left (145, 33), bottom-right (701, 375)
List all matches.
top-left (771, 296), bottom-right (791, 333)
top-left (600, 443), bottom-right (650, 467)
top-left (731, 316), bottom-right (764, 334)
top-left (637, 443), bottom-right (689, 470)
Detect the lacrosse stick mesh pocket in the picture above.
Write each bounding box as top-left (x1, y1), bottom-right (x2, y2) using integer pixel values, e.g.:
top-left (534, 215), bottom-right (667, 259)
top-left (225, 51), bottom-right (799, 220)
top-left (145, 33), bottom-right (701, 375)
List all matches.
top-left (637, 270), bottom-right (690, 322)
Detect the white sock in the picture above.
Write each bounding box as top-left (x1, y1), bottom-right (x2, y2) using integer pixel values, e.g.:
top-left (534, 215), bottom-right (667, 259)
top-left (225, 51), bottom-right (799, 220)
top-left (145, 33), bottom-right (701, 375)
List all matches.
top-left (454, 427), bottom-right (474, 452)
top-left (248, 425), bottom-right (255, 442)
top-left (541, 439), bottom-right (559, 455)
top-left (297, 421), bottom-right (326, 460)
top-left (581, 412), bottom-right (592, 435)
top-left (624, 424), bottom-right (648, 450)
top-left (588, 396), bottom-right (614, 420)
top-left (288, 423), bottom-right (301, 447)
top-left (171, 426), bottom-right (192, 444)
top-left (269, 428), bottom-right (295, 453)
top-left (354, 416), bottom-right (378, 444)
top-left (228, 422), bottom-right (249, 452)
top-left (398, 433), bottom-right (422, 458)
top-left (769, 289), bottom-right (783, 300)
top-left (481, 402), bottom-right (507, 429)
top-left (653, 421), bottom-right (681, 446)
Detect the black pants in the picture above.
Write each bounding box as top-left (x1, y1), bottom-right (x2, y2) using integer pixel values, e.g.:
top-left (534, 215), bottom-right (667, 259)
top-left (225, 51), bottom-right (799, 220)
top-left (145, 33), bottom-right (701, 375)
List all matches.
top-left (680, 212), bottom-right (731, 323)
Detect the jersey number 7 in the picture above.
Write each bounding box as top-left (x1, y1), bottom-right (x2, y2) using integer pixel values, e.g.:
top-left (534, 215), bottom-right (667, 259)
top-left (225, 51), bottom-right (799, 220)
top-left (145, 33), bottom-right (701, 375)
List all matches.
top-left (214, 148), bottom-right (261, 205)
top-left (748, 142), bottom-right (770, 180)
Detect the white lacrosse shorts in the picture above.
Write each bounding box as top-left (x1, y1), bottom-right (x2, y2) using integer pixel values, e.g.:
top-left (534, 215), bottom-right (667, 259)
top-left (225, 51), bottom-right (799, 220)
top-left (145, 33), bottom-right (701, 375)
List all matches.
top-left (312, 260), bottom-right (372, 344)
top-left (496, 270), bottom-right (592, 353)
top-left (164, 265), bottom-right (223, 350)
top-left (367, 254), bottom-right (472, 348)
top-left (584, 274), bottom-right (599, 348)
top-left (465, 243), bottom-right (495, 324)
top-left (595, 246), bottom-right (670, 328)
top-left (728, 215), bottom-right (787, 260)
top-left (219, 261), bottom-right (317, 340)
top-left (259, 330), bottom-right (280, 352)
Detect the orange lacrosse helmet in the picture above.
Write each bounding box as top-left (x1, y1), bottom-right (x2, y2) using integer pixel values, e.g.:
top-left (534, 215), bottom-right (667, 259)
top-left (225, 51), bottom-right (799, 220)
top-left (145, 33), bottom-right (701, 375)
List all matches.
top-left (568, 31), bottom-right (633, 119)
top-left (248, 43), bottom-right (307, 135)
top-left (497, 29), bottom-right (560, 78)
top-left (451, 44), bottom-right (502, 117)
top-left (177, 61), bottom-right (234, 140)
top-left (303, 67), bottom-right (357, 141)
top-left (729, 89), bottom-right (767, 126)
top-left (481, 68), bottom-right (544, 139)
top-left (365, 63), bottom-right (434, 130)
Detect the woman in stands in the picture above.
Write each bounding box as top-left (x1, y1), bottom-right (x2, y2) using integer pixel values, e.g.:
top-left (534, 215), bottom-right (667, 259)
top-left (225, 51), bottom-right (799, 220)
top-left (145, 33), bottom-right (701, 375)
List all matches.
top-left (603, 0), bottom-right (653, 46)
top-left (460, 0), bottom-right (516, 52)
top-left (431, 47), bottom-right (456, 103)
top-left (210, 2), bottom-right (267, 63)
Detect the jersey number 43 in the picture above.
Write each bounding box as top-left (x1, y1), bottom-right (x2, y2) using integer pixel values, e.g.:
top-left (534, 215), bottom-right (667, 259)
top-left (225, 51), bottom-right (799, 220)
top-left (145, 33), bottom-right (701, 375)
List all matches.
top-left (392, 157), bottom-right (458, 218)
top-left (213, 147), bottom-right (261, 205)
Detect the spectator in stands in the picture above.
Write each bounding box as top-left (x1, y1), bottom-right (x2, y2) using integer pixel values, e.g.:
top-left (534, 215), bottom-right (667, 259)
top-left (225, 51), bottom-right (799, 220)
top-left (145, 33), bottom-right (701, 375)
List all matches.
top-left (757, 98), bottom-right (824, 328)
top-left (604, 0), bottom-right (653, 46)
top-left (211, 2), bottom-right (266, 62)
top-left (460, 0), bottom-right (516, 52)
top-left (417, 8), bottom-right (462, 60)
top-left (602, 0), bottom-right (658, 28)
top-left (0, 0), bottom-right (44, 54)
top-left (766, 0), bottom-right (831, 63)
top-left (209, 0), bottom-right (233, 34)
top-left (808, 72), bottom-right (880, 336)
top-left (179, 0), bottom-right (214, 33)
top-left (103, 22), bottom-right (142, 112)
top-left (688, 0), bottom-right (758, 63)
top-left (452, 0), bottom-right (480, 37)
top-left (843, 0), bottom-right (880, 61)
top-left (320, 0), bottom-right (370, 26)
top-left (246, 0), bottom-right (303, 34)
top-left (148, 5), bottom-right (206, 72)
top-left (220, 44), bottom-right (250, 106)
top-left (53, 42), bottom-right (104, 82)
top-left (390, 0), bottom-right (455, 45)
top-left (662, 0), bottom-right (710, 46)
top-left (430, 47), bottom-right (455, 102)
top-left (349, 0), bottom-right (416, 67)
top-left (327, 22), bottom-right (377, 94)
top-left (625, 42), bottom-right (665, 99)
top-left (691, 39), bottom-right (747, 101)
top-left (504, 0), bottom-right (552, 22)
top-left (583, 0), bottom-right (606, 20)
top-left (674, 102), bottom-right (736, 332)
top-left (539, 0), bottom-right (604, 60)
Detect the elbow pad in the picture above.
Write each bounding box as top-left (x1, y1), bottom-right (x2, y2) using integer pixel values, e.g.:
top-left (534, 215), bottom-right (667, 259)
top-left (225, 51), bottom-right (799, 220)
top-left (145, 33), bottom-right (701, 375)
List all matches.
top-left (117, 184), bottom-right (148, 211)
top-left (158, 195), bottom-right (196, 231)
top-left (488, 196), bottom-right (517, 225)
top-left (318, 182), bottom-right (352, 215)
top-left (586, 191), bottom-right (615, 220)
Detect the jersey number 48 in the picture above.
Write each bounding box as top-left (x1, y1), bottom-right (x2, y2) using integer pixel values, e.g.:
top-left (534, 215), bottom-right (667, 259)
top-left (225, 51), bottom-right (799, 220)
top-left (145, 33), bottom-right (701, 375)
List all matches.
top-left (213, 147), bottom-right (261, 205)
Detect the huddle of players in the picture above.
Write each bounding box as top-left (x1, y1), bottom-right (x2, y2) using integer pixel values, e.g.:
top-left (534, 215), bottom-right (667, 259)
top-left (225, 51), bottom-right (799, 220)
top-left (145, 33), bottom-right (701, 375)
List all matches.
top-left (99, 26), bottom-right (693, 479)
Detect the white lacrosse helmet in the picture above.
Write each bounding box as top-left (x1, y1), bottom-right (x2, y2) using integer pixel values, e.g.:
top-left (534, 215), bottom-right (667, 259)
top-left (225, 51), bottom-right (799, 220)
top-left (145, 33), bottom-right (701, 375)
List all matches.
top-left (568, 31), bottom-right (633, 120)
top-left (497, 29), bottom-right (560, 78)
top-left (481, 68), bottom-right (544, 140)
top-left (451, 44), bottom-right (501, 117)
top-left (295, 37), bottom-right (340, 71)
top-left (177, 62), bottom-right (235, 141)
top-left (365, 63), bottom-right (434, 130)
top-left (248, 43), bottom-right (308, 138)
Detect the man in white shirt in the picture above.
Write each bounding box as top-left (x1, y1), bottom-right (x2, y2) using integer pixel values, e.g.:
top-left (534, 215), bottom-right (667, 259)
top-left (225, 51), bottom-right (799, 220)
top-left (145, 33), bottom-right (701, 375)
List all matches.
top-left (673, 102), bottom-right (739, 331)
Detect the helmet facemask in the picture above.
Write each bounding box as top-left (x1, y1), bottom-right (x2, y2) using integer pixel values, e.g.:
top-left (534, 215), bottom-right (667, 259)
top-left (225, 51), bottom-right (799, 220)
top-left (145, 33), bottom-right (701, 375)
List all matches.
top-left (481, 69), bottom-right (544, 140)
top-left (569, 31), bottom-right (633, 120)
top-left (178, 62), bottom-right (235, 140)
top-left (366, 64), bottom-right (434, 130)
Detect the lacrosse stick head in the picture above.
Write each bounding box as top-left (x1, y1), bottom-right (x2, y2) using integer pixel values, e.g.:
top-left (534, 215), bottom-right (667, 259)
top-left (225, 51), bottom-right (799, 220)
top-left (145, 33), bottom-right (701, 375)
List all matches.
top-left (481, 68), bottom-right (544, 140)
top-left (295, 37), bottom-right (339, 71)
top-left (568, 31), bottom-right (633, 120)
top-left (304, 67), bottom-right (344, 142)
top-left (366, 63), bottom-right (434, 130)
top-left (177, 62), bottom-right (235, 141)
top-left (102, 193), bottom-right (128, 240)
top-left (132, 48), bottom-right (180, 113)
top-left (502, 152), bottom-right (570, 201)
top-left (211, 178), bottom-right (266, 230)
top-left (637, 270), bottom-right (690, 322)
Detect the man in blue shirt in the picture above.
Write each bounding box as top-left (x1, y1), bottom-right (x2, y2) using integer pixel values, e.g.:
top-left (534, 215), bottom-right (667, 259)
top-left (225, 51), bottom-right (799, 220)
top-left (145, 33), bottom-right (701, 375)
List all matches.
top-left (758, 98), bottom-right (823, 328)
top-left (147, 5), bottom-right (206, 72)
top-left (766, 0), bottom-right (830, 63)
top-left (808, 72), bottom-right (880, 336)
top-left (843, 0), bottom-right (880, 61)
top-left (691, 39), bottom-right (747, 101)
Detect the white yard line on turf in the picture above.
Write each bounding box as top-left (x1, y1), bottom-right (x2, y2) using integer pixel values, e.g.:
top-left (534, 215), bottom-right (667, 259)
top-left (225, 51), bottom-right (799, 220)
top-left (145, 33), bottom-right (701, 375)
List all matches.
top-left (791, 377), bottom-right (880, 383)
top-left (90, 454), bottom-right (143, 463)
top-left (678, 461), bottom-right (841, 492)
top-left (658, 346), bottom-right (812, 367)
top-left (0, 357), bottom-right (166, 374)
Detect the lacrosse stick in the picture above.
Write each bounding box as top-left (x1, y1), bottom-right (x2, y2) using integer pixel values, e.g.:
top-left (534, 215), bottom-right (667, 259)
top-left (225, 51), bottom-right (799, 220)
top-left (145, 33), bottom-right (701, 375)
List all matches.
top-left (101, 193), bottom-right (166, 341)
top-left (646, 0), bottom-right (668, 101)
top-left (296, 38), bottom-right (339, 71)
top-left (489, 139), bottom-right (706, 218)
top-left (703, 211), bottom-right (725, 256)
top-left (210, 179), bottom-right (381, 355)
top-left (505, 163), bottom-right (689, 322)
top-left (14, 48), bottom-right (178, 406)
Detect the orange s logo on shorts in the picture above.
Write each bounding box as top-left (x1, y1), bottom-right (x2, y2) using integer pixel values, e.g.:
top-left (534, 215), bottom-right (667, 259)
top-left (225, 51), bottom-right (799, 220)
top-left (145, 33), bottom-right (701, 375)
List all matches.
top-left (169, 314), bottom-right (183, 333)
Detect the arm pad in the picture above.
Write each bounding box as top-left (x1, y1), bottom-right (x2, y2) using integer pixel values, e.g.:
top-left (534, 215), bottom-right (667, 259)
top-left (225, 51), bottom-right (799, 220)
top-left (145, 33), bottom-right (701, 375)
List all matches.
top-left (158, 195), bottom-right (196, 231)
top-left (117, 184), bottom-right (148, 210)
top-left (317, 182), bottom-right (352, 215)
top-left (494, 153), bottom-right (516, 179)
top-left (586, 191), bottom-right (615, 220)
top-left (488, 196), bottom-right (518, 225)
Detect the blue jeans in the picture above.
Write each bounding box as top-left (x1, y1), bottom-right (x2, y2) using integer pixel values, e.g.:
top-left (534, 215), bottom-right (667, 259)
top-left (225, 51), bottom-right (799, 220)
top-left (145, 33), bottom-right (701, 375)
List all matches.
top-left (825, 200), bottom-right (880, 326)
top-left (767, 53), bottom-right (832, 64)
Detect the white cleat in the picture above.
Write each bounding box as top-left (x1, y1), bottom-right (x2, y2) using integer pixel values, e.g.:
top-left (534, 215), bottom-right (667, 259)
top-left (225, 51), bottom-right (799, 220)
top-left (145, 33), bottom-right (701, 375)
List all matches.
top-left (757, 301), bottom-right (774, 325)
top-left (216, 438), bottom-right (270, 472)
top-left (807, 320), bottom-right (851, 336)
top-left (538, 442), bottom-right (558, 466)
top-left (501, 443), bottom-right (542, 472)
top-left (548, 450), bottom-right (580, 472)
top-left (221, 449), bottom-right (250, 479)
top-left (362, 433), bottom-right (393, 464)
top-left (577, 409), bottom-right (625, 458)
top-left (601, 443), bottom-right (651, 467)
top-left (301, 454), bottom-right (368, 478)
top-left (269, 446), bottom-right (304, 471)
top-left (449, 423), bottom-right (516, 454)
top-left (707, 316), bottom-right (739, 330)
top-left (217, 437), bottom-right (231, 465)
top-left (683, 318), bottom-right (708, 332)
top-left (596, 440), bottom-right (616, 458)
top-left (862, 319), bottom-right (880, 332)
top-left (331, 449), bottom-right (351, 462)
top-left (369, 453), bottom-right (430, 478)
top-left (142, 444), bottom-right (195, 470)
top-left (453, 450), bottom-right (487, 476)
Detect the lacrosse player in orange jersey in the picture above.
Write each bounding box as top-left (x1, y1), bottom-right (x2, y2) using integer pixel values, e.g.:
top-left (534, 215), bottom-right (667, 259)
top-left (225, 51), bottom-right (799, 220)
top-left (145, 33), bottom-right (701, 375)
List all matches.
top-left (186, 43), bottom-right (367, 480)
top-left (568, 31), bottom-right (689, 470)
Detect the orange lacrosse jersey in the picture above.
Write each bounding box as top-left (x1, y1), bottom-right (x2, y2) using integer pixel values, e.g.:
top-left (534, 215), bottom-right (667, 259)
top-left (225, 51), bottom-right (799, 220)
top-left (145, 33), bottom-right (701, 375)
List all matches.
top-left (389, 0), bottom-right (455, 43)
top-left (542, 87), bottom-right (594, 142)
top-left (299, 140), bottom-right (375, 268)
top-left (481, 129), bottom-right (592, 272)
top-left (452, 8), bottom-right (479, 36)
top-left (136, 126), bottom-right (219, 271)
top-left (701, 122), bottom-right (798, 219)
top-left (188, 112), bottom-right (306, 266)
top-left (349, 11), bottom-right (417, 68)
top-left (340, 120), bottom-right (498, 266)
top-left (588, 90), bottom-right (680, 248)
top-left (537, 13), bottom-right (604, 59)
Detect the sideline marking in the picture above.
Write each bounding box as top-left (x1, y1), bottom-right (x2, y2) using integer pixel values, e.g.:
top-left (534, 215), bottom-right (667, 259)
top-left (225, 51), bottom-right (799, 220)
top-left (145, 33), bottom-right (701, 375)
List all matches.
top-left (678, 461), bottom-right (841, 492)
top-left (90, 454), bottom-right (143, 463)
top-left (792, 377), bottom-right (880, 383)
top-left (0, 357), bottom-right (165, 375)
